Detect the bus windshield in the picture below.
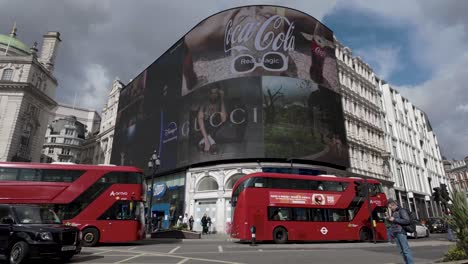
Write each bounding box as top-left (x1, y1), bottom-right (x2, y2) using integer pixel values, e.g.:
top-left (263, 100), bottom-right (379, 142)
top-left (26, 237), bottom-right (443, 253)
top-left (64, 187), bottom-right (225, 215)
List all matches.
top-left (13, 206), bottom-right (61, 224)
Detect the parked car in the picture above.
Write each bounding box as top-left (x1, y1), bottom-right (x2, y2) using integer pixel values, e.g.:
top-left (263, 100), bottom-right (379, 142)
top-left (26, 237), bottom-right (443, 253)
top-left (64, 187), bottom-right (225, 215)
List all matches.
top-left (407, 220), bottom-right (430, 239)
top-left (426, 217), bottom-right (447, 233)
top-left (0, 204), bottom-right (81, 264)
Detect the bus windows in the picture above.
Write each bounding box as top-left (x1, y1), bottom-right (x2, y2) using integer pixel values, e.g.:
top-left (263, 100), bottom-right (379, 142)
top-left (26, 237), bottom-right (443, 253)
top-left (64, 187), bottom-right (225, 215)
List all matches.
top-left (330, 210), bottom-right (348, 222)
top-left (18, 169), bottom-right (42, 181)
top-left (323, 181), bottom-right (349, 192)
top-left (101, 172), bottom-right (143, 184)
top-left (268, 207), bottom-right (290, 221)
top-left (372, 206), bottom-right (387, 223)
top-left (0, 168), bottom-right (18, 181)
top-left (99, 201), bottom-right (137, 220)
top-left (368, 183), bottom-right (384, 197)
top-left (310, 209), bottom-right (325, 222)
top-left (292, 208), bottom-right (309, 221)
top-left (252, 177), bottom-right (266, 188)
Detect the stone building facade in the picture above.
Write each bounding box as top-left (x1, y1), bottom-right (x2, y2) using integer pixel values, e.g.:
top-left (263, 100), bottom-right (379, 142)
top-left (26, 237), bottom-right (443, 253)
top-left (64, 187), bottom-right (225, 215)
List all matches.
top-left (0, 25), bottom-right (61, 162)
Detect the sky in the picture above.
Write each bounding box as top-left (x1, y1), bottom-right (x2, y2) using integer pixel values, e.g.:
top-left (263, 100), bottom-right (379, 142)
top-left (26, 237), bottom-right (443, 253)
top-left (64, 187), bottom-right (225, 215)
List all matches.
top-left (0, 0), bottom-right (467, 160)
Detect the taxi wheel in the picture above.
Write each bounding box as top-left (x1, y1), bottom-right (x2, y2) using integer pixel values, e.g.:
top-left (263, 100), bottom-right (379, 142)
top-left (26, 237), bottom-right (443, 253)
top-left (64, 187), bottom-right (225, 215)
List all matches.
top-left (82, 228), bottom-right (100, 247)
top-left (8, 241), bottom-right (29, 264)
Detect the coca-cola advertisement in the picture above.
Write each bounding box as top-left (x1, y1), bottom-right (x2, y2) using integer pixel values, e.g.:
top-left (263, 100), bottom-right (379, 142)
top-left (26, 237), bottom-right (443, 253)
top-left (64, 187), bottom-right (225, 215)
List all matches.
top-left (182, 6), bottom-right (338, 96)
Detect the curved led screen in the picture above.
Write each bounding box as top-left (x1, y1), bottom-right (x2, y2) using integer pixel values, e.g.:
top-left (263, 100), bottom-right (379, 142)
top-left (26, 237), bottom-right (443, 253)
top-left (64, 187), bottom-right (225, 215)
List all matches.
top-left (111, 6), bottom-right (349, 172)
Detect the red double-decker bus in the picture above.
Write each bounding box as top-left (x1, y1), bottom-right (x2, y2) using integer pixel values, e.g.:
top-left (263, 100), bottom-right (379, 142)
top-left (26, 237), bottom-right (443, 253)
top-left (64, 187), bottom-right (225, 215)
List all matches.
top-left (231, 172), bottom-right (388, 243)
top-left (0, 162), bottom-right (146, 246)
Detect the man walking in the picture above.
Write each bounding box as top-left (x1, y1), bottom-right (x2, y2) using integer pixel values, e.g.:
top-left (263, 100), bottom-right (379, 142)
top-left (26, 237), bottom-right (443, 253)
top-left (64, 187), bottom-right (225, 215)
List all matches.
top-left (387, 198), bottom-right (414, 264)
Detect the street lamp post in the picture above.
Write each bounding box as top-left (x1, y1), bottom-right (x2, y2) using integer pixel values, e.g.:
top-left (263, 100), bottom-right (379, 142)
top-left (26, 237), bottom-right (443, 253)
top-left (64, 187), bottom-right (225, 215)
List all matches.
top-left (147, 150), bottom-right (160, 234)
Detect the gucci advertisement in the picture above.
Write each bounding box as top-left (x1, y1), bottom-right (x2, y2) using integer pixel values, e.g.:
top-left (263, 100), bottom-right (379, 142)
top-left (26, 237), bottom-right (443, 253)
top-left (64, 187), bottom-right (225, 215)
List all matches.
top-left (111, 5), bottom-right (349, 172)
top-left (177, 77), bottom-right (264, 167)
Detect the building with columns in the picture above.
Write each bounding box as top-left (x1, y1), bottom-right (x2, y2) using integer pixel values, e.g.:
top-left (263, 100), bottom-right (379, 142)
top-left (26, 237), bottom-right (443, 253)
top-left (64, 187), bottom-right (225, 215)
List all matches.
top-left (335, 40), bottom-right (448, 219)
top-left (334, 40), bottom-right (389, 191)
top-left (444, 157), bottom-right (468, 200)
top-left (379, 81), bottom-right (448, 218)
top-left (0, 25), bottom-right (61, 162)
top-left (93, 79), bottom-right (124, 164)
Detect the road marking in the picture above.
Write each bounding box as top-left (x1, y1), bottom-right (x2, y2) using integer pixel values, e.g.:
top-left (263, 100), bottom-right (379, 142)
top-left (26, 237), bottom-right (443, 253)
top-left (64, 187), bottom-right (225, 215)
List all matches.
top-left (91, 249), bottom-right (113, 255)
top-left (114, 253), bottom-right (145, 264)
top-left (127, 246), bottom-right (137, 251)
top-left (169, 246), bottom-right (181, 254)
top-left (91, 247), bottom-right (246, 264)
top-left (218, 245), bottom-right (224, 253)
top-left (177, 258), bottom-right (190, 264)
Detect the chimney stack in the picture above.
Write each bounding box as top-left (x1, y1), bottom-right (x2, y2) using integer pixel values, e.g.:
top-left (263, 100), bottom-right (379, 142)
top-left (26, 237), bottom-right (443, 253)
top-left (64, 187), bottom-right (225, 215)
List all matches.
top-left (39, 31), bottom-right (61, 72)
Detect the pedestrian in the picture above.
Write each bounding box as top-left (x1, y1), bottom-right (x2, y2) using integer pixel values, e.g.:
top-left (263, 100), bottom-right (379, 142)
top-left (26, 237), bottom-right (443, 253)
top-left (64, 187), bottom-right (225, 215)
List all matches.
top-left (201, 213), bottom-right (208, 234)
top-left (387, 198), bottom-right (414, 264)
top-left (207, 216), bottom-right (212, 234)
top-left (176, 215), bottom-right (182, 227)
top-left (446, 211), bottom-right (455, 242)
top-left (384, 210), bottom-right (394, 244)
top-left (183, 213), bottom-right (189, 225)
top-left (189, 215), bottom-right (194, 231)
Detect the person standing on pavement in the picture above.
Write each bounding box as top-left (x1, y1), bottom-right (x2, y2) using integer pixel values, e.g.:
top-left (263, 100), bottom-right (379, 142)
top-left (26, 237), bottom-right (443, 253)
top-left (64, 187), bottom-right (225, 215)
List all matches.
top-left (183, 213), bottom-right (189, 225)
top-left (189, 215), bottom-right (194, 231)
top-left (387, 198), bottom-right (414, 264)
top-left (446, 211), bottom-right (455, 242)
top-left (207, 216), bottom-right (212, 234)
top-left (201, 214), bottom-right (208, 234)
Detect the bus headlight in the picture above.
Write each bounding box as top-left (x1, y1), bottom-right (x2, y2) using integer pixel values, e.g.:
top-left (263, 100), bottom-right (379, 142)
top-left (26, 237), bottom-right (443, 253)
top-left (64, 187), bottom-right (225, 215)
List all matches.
top-left (38, 232), bottom-right (53, 241)
top-left (79, 231), bottom-right (83, 240)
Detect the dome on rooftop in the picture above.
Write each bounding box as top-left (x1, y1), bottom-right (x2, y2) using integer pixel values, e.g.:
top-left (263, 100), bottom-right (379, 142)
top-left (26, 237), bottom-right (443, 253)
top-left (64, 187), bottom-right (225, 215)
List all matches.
top-left (0, 34), bottom-right (31, 55)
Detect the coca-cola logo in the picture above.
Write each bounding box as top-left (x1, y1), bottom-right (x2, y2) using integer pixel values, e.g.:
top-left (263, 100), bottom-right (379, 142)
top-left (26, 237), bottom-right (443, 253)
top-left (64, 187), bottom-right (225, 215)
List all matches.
top-left (314, 46), bottom-right (327, 58)
top-left (224, 15), bottom-right (295, 53)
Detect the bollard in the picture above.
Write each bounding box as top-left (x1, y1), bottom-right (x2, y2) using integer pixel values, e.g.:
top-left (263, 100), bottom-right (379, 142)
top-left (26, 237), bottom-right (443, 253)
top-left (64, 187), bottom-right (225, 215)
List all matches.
top-left (250, 225), bottom-right (257, 246)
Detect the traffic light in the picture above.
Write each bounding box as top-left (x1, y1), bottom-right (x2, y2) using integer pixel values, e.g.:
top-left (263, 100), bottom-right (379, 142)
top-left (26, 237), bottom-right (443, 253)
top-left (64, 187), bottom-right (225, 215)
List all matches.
top-left (440, 184), bottom-right (450, 202)
top-left (432, 187), bottom-right (441, 202)
top-left (355, 181), bottom-right (367, 197)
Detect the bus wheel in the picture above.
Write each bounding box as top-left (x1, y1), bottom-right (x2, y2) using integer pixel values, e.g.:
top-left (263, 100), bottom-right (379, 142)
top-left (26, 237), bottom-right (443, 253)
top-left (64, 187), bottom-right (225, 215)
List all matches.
top-left (359, 228), bottom-right (371, 242)
top-left (273, 227), bottom-right (288, 244)
top-left (82, 228), bottom-right (100, 247)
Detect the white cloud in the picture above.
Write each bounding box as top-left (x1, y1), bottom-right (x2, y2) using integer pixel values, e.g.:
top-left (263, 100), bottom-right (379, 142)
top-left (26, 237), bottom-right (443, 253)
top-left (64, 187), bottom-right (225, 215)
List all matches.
top-left (355, 46), bottom-right (401, 80)
top-left (78, 64), bottom-right (111, 111)
top-left (456, 104), bottom-right (468, 112)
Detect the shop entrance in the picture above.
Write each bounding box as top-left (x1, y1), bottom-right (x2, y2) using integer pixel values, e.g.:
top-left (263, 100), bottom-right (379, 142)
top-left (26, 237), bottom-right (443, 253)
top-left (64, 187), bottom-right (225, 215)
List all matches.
top-left (195, 200), bottom-right (217, 233)
top-left (151, 203), bottom-right (170, 230)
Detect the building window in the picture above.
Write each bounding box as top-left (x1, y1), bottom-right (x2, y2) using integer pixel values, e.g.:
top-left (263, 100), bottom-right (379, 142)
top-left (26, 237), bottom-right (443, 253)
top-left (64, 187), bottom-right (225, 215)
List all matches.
top-left (1, 69), bottom-right (13, 81)
top-left (51, 137), bottom-right (56, 143)
top-left (62, 148), bottom-right (71, 155)
top-left (197, 176), bottom-right (219, 192)
top-left (48, 148), bottom-right (54, 154)
top-left (65, 129), bottom-right (74, 136)
top-left (46, 157), bottom-right (53, 163)
top-left (64, 138), bottom-right (72, 144)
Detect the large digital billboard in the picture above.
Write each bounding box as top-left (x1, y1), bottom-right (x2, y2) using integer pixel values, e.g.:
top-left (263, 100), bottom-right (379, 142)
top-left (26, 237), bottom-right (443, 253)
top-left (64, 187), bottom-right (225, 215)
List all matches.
top-left (111, 6), bottom-right (349, 172)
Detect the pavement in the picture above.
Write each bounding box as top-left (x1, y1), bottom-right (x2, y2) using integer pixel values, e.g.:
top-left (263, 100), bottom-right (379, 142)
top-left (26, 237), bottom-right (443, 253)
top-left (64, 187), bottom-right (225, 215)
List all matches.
top-left (10, 233), bottom-right (463, 264)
